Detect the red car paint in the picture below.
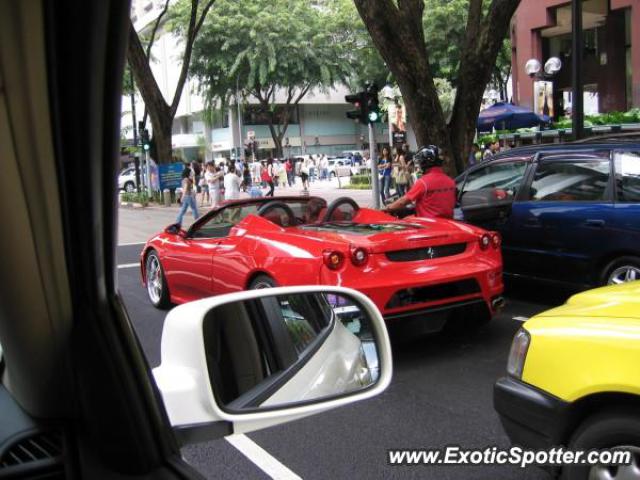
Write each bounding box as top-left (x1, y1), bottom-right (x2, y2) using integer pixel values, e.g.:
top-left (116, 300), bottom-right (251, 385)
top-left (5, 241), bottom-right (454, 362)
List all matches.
top-left (141, 196), bottom-right (503, 324)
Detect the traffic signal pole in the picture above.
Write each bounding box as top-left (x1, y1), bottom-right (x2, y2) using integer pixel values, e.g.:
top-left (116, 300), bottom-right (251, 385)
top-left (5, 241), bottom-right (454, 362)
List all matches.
top-left (346, 84), bottom-right (382, 209)
top-left (369, 123), bottom-right (380, 209)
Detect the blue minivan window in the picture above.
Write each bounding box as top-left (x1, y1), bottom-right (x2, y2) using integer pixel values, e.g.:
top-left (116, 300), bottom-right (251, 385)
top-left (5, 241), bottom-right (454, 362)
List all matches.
top-left (529, 160), bottom-right (610, 202)
top-left (614, 152), bottom-right (640, 202)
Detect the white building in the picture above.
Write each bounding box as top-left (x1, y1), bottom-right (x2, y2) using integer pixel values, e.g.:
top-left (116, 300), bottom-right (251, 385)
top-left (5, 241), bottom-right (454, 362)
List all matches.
top-left (123, 0), bottom-right (399, 163)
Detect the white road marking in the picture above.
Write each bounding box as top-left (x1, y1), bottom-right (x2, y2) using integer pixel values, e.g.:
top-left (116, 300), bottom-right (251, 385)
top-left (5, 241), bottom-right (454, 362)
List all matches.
top-left (118, 241), bottom-right (146, 246)
top-left (117, 263), bottom-right (139, 269)
top-left (512, 316), bottom-right (529, 322)
top-left (226, 434), bottom-right (301, 480)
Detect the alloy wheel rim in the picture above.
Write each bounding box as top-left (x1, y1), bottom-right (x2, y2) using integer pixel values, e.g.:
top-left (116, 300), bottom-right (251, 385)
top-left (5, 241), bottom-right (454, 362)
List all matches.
top-left (588, 446), bottom-right (640, 480)
top-left (608, 266), bottom-right (640, 285)
top-left (125, 183), bottom-right (135, 193)
top-left (252, 281), bottom-right (273, 289)
top-left (146, 256), bottom-right (162, 303)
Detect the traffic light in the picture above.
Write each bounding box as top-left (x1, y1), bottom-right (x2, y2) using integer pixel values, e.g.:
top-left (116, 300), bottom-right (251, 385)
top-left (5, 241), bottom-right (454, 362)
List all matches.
top-left (365, 84), bottom-right (381, 123)
top-left (345, 85), bottom-right (381, 125)
top-left (140, 128), bottom-right (150, 151)
top-left (345, 91), bottom-right (367, 124)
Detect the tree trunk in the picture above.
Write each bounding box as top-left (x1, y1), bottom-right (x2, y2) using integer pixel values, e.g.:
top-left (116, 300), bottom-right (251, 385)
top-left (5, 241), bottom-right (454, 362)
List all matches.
top-left (354, 0), bottom-right (520, 175)
top-left (354, 0), bottom-right (454, 173)
top-left (127, 22), bottom-right (173, 164)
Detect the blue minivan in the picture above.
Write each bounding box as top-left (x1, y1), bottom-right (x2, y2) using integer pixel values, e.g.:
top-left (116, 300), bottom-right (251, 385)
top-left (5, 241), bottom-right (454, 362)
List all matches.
top-left (455, 141), bottom-right (640, 288)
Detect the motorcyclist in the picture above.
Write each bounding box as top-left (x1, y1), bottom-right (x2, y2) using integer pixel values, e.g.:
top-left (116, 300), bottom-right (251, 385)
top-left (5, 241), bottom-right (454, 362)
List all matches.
top-left (384, 145), bottom-right (456, 219)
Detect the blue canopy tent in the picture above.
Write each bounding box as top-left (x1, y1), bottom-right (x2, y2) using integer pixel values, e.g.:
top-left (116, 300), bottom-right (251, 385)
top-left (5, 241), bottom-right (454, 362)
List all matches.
top-left (477, 102), bottom-right (550, 133)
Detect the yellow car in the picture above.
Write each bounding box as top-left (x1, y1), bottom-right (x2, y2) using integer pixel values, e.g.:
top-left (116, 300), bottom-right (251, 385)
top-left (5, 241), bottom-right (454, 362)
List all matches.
top-left (494, 282), bottom-right (640, 478)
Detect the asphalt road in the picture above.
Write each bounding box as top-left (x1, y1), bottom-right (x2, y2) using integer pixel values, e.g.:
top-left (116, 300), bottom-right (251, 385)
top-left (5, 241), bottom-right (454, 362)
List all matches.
top-left (117, 243), bottom-right (570, 480)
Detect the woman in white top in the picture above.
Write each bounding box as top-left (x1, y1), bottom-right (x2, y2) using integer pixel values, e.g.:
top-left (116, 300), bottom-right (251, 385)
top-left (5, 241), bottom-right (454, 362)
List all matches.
top-left (205, 163), bottom-right (223, 207)
top-left (224, 163), bottom-right (242, 200)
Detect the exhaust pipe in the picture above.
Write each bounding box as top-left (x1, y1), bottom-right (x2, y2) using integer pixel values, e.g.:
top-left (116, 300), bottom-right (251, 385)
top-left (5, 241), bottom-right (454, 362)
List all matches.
top-left (492, 296), bottom-right (506, 310)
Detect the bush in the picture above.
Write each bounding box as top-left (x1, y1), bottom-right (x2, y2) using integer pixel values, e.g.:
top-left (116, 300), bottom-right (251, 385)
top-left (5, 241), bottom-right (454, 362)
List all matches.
top-left (121, 191), bottom-right (150, 206)
top-left (350, 174), bottom-right (371, 186)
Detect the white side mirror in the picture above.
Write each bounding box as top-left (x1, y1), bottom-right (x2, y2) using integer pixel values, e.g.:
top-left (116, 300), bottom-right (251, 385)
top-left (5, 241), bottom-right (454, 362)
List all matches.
top-left (153, 286), bottom-right (392, 444)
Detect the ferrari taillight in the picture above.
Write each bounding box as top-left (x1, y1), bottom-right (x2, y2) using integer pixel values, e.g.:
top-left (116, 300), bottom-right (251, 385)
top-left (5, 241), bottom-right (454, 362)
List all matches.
top-left (479, 233), bottom-right (491, 251)
top-left (350, 247), bottom-right (369, 266)
top-left (323, 250), bottom-right (345, 270)
top-left (491, 232), bottom-right (501, 249)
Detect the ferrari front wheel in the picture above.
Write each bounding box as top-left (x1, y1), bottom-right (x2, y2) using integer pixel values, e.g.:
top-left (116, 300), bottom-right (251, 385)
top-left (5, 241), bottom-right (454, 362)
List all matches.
top-left (249, 274), bottom-right (278, 290)
top-left (146, 250), bottom-right (171, 309)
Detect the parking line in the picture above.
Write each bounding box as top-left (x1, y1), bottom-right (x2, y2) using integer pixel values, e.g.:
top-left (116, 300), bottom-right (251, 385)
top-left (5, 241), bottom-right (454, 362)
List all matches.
top-left (117, 263), bottom-right (139, 269)
top-left (118, 241), bottom-right (146, 247)
top-left (512, 316), bottom-right (529, 322)
top-left (226, 434), bottom-right (301, 480)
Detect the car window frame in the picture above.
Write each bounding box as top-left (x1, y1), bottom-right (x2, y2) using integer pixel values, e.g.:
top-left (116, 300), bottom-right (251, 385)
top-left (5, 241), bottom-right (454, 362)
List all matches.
top-left (612, 149), bottom-right (640, 204)
top-left (523, 149), bottom-right (614, 203)
top-left (188, 203), bottom-right (258, 239)
top-left (457, 156), bottom-right (533, 201)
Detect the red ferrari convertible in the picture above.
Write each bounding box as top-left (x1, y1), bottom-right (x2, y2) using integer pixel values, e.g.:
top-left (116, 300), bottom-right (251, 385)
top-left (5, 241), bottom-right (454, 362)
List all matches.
top-left (141, 196), bottom-right (504, 332)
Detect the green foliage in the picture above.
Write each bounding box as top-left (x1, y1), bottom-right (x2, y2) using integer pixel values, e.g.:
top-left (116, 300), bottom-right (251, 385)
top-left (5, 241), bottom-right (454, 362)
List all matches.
top-left (330, 0), bottom-right (391, 89)
top-left (434, 78), bottom-right (455, 121)
top-left (350, 174), bottom-right (372, 186)
top-left (185, 0), bottom-right (354, 113)
top-left (552, 109), bottom-right (640, 130)
top-left (121, 191), bottom-right (150, 206)
top-left (423, 0), bottom-right (511, 89)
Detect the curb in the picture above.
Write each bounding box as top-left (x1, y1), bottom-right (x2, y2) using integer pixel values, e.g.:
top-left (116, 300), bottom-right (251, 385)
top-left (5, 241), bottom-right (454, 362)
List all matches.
top-left (120, 202), bottom-right (148, 209)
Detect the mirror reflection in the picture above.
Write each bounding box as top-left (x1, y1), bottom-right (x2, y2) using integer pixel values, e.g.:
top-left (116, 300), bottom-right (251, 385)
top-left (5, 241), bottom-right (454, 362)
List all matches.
top-left (202, 292), bottom-right (379, 412)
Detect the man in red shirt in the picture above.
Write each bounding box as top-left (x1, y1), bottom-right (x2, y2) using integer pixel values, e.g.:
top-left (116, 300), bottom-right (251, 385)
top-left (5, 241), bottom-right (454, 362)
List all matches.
top-left (384, 145), bottom-right (456, 219)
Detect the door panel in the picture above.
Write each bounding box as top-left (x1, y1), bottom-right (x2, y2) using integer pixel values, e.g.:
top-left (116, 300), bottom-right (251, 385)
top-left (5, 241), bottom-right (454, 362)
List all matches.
top-left (163, 237), bottom-right (217, 301)
top-left (510, 151), bottom-right (613, 285)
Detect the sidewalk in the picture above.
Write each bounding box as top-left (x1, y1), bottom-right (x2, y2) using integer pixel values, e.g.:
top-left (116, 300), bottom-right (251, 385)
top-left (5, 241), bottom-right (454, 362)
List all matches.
top-left (118, 178), bottom-right (376, 245)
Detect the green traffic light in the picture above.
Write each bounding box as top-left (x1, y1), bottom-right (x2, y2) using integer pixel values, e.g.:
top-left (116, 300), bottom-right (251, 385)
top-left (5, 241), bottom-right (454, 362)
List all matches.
top-left (368, 111), bottom-right (379, 122)
top-left (143, 144), bottom-right (150, 151)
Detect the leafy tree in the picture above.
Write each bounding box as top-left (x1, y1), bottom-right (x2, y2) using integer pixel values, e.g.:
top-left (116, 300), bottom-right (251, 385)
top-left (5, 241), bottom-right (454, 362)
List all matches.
top-left (127, 0), bottom-right (215, 164)
top-left (354, 0), bottom-right (520, 174)
top-left (188, 0), bottom-right (354, 157)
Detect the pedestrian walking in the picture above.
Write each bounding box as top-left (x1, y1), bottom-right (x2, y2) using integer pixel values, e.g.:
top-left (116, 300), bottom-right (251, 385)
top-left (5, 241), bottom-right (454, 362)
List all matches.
top-left (300, 158), bottom-right (310, 191)
top-left (224, 165), bottom-right (242, 200)
top-left (320, 154), bottom-right (329, 181)
top-left (242, 163), bottom-right (252, 190)
top-left (206, 163), bottom-right (223, 208)
top-left (378, 146), bottom-right (393, 203)
top-left (176, 167), bottom-right (199, 225)
top-left (265, 158), bottom-right (275, 197)
top-left (277, 160), bottom-right (288, 188)
top-left (286, 158), bottom-right (294, 186)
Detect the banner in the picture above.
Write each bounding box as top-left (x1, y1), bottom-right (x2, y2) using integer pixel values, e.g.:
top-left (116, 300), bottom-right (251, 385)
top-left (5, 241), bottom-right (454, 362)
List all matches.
top-left (534, 81), bottom-right (554, 117)
top-left (158, 162), bottom-right (184, 191)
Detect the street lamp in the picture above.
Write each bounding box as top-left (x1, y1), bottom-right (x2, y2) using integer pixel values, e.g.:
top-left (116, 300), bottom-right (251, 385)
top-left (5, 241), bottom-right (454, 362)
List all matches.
top-left (525, 56), bottom-right (562, 118)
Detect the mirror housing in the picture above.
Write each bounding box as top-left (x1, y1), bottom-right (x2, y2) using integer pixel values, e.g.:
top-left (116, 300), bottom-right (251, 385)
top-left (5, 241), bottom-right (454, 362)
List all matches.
top-left (460, 188), bottom-right (514, 223)
top-left (165, 223), bottom-right (188, 238)
top-left (153, 286), bottom-right (392, 444)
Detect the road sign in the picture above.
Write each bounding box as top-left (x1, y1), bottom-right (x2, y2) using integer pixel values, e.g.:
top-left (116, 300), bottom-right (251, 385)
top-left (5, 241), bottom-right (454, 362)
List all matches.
top-left (247, 130), bottom-right (255, 140)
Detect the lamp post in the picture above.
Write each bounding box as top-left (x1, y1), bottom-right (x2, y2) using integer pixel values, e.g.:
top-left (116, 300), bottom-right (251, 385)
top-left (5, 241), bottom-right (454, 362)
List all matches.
top-left (571, 0), bottom-right (584, 140)
top-left (525, 56), bottom-right (562, 121)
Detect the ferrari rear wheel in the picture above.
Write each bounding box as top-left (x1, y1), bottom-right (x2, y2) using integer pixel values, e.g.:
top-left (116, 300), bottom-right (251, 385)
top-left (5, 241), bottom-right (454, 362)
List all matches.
top-left (146, 250), bottom-right (171, 309)
top-left (249, 274), bottom-right (278, 290)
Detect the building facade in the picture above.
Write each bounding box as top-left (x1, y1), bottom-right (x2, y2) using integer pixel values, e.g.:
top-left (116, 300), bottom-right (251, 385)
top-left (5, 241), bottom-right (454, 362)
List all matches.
top-left (511, 0), bottom-right (639, 117)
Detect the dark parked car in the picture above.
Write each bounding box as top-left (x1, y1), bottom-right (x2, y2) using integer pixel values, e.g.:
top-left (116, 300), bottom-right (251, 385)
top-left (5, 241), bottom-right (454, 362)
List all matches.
top-left (456, 142), bottom-right (640, 288)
